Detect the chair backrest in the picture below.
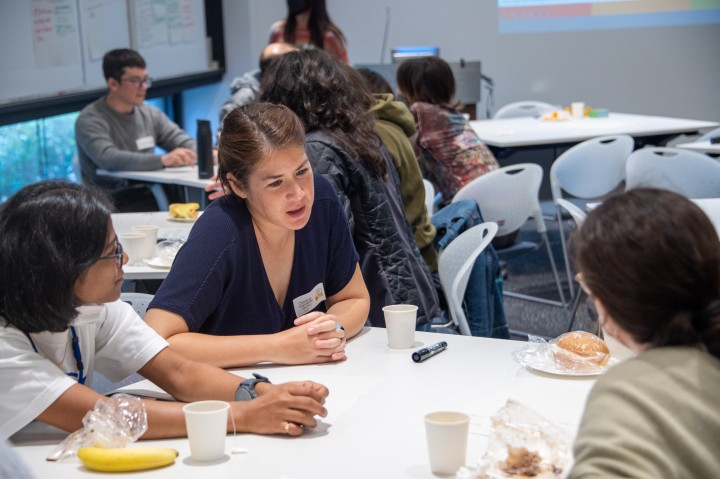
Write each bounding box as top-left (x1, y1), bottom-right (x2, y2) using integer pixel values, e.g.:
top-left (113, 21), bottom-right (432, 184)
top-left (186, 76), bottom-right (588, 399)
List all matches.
top-left (555, 198), bottom-right (587, 227)
top-left (423, 179), bottom-right (435, 217)
top-left (120, 292), bottom-right (154, 318)
top-left (71, 153), bottom-right (82, 184)
top-left (452, 163), bottom-right (546, 235)
top-left (438, 222), bottom-right (498, 336)
top-left (699, 126), bottom-right (720, 142)
top-left (550, 135), bottom-right (634, 202)
top-left (626, 147), bottom-right (720, 198)
top-left (493, 101), bottom-right (558, 119)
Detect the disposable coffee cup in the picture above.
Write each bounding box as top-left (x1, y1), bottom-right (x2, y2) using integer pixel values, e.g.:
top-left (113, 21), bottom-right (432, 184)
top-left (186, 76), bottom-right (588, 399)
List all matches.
top-left (382, 304), bottom-right (417, 349)
top-left (425, 411), bottom-right (470, 475)
top-left (571, 102), bottom-right (585, 119)
top-left (131, 225), bottom-right (158, 262)
top-left (183, 400), bottom-right (229, 462)
top-left (117, 232), bottom-right (145, 266)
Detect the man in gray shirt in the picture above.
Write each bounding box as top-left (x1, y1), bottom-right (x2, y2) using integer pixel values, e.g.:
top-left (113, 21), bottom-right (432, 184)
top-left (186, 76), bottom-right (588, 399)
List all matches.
top-left (75, 49), bottom-right (196, 210)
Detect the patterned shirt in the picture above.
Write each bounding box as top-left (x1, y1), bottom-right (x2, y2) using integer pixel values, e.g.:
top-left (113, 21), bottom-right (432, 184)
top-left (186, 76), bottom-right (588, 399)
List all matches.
top-left (411, 102), bottom-right (498, 202)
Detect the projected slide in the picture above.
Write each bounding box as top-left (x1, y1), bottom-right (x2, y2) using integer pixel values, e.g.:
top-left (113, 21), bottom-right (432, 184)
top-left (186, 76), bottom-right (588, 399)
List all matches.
top-left (498, 0), bottom-right (720, 33)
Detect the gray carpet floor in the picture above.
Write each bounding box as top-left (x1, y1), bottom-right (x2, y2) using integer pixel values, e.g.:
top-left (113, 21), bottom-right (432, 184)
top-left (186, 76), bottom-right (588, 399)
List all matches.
top-left (499, 213), bottom-right (599, 341)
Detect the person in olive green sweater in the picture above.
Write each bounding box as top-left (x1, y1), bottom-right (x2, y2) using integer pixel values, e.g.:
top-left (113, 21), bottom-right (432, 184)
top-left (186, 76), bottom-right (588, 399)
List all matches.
top-left (569, 188), bottom-right (720, 478)
top-left (354, 68), bottom-right (438, 272)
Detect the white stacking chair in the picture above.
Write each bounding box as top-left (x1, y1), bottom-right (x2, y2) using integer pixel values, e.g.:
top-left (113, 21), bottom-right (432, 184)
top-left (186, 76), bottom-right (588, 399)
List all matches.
top-left (438, 222), bottom-right (498, 336)
top-left (91, 293), bottom-right (154, 394)
top-left (698, 127), bottom-right (720, 142)
top-left (550, 135), bottom-right (634, 295)
top-left (453, 163), bottom-right (568, 313)
top-left (626, 147), bottom-right (720, 198)
top-left (423, 179), bottom-right (436, 218)
top-left (492, 101), bottom-right (558, 119)
top-left (121, 292), bottom-right (155, 318)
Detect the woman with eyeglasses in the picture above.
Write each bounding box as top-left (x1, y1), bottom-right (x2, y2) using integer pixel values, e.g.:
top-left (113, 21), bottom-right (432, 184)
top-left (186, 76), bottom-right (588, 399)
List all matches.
top-left (568, 188), bottom-right (720, 478)
top-left (0, 180), bottom-right (329, 440)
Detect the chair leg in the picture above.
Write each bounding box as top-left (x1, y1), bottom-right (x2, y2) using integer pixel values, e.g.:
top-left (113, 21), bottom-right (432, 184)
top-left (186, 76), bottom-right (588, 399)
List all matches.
top-left (556, 205), bottom-right (575, 297)
top-left (149, 184), bottom-right (169, 211)
top-left (542, 231), bottom-right (568, 305)
top-left (566, 287), bottom-right (584, 332)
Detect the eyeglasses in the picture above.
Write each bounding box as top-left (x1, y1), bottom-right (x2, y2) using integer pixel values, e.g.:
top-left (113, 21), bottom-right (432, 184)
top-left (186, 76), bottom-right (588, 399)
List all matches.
top-left (120, 76), bottom-right (153, 88)
top-left (99, 239), bottom-right (124, 268)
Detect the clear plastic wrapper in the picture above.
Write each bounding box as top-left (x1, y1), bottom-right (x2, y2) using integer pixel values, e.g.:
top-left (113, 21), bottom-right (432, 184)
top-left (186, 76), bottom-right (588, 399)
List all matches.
top-left (512, 333), bottom-right (609, 376)
top-left (47, 394), bottom-right (148, 462)
top-left (457, 400), bottom-right (572, 479)
top-left (153, 239), bottom-right (185, 266)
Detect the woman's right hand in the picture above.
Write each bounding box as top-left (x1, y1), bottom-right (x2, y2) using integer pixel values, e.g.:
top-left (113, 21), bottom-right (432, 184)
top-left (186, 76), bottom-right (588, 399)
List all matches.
top-left (232, 381), bottom-right (329, 436)
top-left (272, 313), bottom-right (345, 364)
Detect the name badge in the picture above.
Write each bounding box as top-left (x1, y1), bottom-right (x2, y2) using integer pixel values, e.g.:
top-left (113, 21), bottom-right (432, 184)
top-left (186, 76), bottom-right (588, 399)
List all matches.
top-left (135, 136), bottom-right (156, 150)
top-left (293, 283), bottom-right (326, 317)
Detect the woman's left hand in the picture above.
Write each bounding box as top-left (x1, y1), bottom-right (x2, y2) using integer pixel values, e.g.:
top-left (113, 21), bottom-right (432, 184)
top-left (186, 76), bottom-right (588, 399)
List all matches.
top-left (294, 311), bottom-right (346, 361)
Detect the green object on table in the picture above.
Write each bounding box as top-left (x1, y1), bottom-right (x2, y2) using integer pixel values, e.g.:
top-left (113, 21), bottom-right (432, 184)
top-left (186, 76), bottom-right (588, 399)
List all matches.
top-left (589, 108), bottom-right (609, 118)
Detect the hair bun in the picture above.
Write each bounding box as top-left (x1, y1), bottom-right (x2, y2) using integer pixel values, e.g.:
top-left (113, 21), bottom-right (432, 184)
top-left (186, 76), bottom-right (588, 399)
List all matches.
top-left (551, 331), bottom-right (610, 372)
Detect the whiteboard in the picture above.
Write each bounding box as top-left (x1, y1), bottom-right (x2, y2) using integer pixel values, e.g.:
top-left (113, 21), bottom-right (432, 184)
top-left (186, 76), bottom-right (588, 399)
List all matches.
top-left (0, 0), bottom-right (210, 105)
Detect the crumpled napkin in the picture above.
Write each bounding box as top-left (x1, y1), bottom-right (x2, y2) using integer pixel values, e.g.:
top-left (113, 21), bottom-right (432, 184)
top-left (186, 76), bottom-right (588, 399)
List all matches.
top-left (47, 394), bottom-right (147, 462)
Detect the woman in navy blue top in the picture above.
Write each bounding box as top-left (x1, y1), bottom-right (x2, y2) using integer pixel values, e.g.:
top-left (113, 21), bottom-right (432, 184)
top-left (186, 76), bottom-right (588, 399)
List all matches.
top-left (145, 104), bottom-right (370, 368)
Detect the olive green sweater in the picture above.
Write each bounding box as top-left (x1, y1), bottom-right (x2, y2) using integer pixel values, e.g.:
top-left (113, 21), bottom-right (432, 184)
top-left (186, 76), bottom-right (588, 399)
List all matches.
top-left (570, 347), bottom-right (720, 478)
top-left (371, 94), bottom-right (438, 272)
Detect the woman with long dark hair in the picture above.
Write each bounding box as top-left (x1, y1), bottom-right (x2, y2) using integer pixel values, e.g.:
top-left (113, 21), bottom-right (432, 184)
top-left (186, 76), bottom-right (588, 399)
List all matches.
top-left (0, 180), bottom-right (329, 439)
top-left (269, 0), bottom-right (348, 62)
top-left (569, 188), bottom-right (720, 477)
top-left (261, 49), bottom-right (441, 328)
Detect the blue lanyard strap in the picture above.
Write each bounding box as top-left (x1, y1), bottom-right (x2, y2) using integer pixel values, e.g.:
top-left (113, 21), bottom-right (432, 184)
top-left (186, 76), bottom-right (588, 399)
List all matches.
top-left (24, 326), bottom-right (86, 385)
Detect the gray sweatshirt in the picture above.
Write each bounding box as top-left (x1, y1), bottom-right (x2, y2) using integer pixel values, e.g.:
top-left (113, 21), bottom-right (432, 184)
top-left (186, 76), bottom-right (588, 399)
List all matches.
top-left (75, 97), bottom-right (195, 188)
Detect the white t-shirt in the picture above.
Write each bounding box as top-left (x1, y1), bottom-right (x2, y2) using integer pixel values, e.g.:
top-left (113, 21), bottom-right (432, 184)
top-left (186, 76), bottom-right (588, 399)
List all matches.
top-left (0, 300), bottom-right (168, 440)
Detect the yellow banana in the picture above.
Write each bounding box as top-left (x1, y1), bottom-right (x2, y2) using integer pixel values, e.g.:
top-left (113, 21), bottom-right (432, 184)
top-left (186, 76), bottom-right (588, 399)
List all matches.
top-left (169, 202), bottom-right (200, 219)
top-left (77, 446), bottom-right (179, 472)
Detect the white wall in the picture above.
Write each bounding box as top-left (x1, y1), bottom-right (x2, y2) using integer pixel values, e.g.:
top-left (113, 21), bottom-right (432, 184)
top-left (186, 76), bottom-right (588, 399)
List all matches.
top-left (182, 0), bottom-right (720, 133)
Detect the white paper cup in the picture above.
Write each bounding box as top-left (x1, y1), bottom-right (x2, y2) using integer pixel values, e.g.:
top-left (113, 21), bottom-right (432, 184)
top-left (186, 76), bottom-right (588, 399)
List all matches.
top-left (183, 400), bottom-right (229, 462)
top-left (425, 411), bottom-right (470, 475)
top-left (131, 225), bottom-right (158, 261)
top-left (117, 232), bottom-right (145, 266)
top-left (383, 304), bottom-right (417, 349)
top-left (571, 101), bottom-right (585, 119)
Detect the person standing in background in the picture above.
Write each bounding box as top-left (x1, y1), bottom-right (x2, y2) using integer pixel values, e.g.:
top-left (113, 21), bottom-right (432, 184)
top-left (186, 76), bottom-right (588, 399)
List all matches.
top-left (75, 48), bottom-right (196, 211)
top-left (268, 0), bottom-right (348, 62)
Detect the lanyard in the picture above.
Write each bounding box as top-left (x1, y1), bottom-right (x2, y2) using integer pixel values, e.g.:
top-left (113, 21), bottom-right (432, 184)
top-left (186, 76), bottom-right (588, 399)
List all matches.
top-left (24, 326), bottom-right (86, 385)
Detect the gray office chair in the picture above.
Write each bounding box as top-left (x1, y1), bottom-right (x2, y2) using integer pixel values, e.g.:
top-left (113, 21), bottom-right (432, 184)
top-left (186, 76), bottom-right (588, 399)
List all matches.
top-left (492, 101), bottom-right (558, 119)
top-left (72, 151), bottom-right (170, 210)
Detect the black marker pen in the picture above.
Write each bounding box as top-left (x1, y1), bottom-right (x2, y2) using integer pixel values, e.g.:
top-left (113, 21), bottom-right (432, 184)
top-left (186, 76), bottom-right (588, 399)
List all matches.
top-left (412, 341), bottom-right (448, 362)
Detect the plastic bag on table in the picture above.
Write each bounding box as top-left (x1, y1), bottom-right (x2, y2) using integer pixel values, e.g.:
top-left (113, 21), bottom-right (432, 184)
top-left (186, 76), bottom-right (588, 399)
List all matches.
top-left (47, 394), bottom-right (147, 462)
top-left (457, 399), bottom-right (572, 479)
